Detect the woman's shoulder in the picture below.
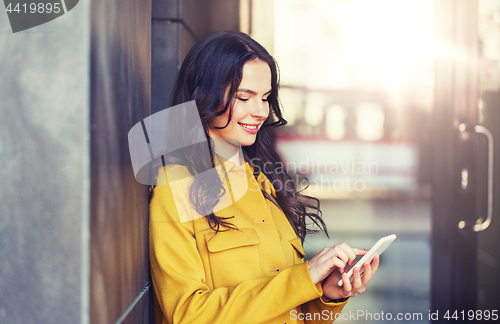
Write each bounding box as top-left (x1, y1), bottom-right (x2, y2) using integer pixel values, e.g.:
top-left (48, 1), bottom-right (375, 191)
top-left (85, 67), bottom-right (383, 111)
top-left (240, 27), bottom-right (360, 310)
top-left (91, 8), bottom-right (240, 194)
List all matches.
top-left (150, 162), bottom-right (197, 188)
top-left (151, 164), bottom-right (197, 223)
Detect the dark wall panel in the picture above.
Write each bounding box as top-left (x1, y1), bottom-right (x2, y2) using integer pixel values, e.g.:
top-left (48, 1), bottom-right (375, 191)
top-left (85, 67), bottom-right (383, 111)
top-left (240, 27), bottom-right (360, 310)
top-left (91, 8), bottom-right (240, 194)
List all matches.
top-left (151, 0), bottom-right (240, 115)
top-left (151, 20), bottom-right (181, 114)
top-left (89, 1), bottom-right (152, 323)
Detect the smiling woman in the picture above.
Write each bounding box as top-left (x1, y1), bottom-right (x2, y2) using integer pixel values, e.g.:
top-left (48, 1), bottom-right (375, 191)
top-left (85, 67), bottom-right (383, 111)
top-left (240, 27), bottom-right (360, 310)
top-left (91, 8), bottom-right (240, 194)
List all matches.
top-left (149, 31), bottom-right (380, 324)
top-left (209, 61), bottom-right (272, 150)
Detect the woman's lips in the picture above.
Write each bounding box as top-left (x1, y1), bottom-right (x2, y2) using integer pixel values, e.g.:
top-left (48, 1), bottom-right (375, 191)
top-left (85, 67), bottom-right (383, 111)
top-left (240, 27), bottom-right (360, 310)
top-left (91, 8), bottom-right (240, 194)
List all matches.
top-left (238, 122), bottom-right (260, 134)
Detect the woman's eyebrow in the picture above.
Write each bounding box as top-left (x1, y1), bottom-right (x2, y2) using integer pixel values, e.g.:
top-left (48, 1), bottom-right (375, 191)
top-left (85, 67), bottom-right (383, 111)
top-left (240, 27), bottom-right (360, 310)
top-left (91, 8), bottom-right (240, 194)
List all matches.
top-left (237, 88), bottom-right (272, 95)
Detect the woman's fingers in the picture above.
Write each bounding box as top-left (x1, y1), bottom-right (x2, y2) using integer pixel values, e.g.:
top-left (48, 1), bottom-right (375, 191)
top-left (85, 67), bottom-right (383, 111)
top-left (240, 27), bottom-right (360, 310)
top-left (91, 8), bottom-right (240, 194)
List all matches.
top-left (361, 262), bottom-right (373, 286)
top-left (341, 272), bottom-right (352, 293)
top-left (329, 247), bottom-right (349, 268)
top-left (371, 254), bottom-right (380, 274)
top-left (310, 242), bottom-right (376, 286)
top-left (328, 243), bottom-right (358, 265)
top-left (308, 248), bottom-right (348, 284)
top-left (339, 243), bottom-right (358, 265)
top-left (329, 257), bottom-right (347, 273)
top-left (330, 254), bottom-right (381, 298)
top-left (355, 256), bottom-right (379, 295)
top-left (317, 246), bottom-right (348, 273)
top-left (351, 268), bottom-right (362, 295)
top-left (352, 247), bottom-right (368, 257)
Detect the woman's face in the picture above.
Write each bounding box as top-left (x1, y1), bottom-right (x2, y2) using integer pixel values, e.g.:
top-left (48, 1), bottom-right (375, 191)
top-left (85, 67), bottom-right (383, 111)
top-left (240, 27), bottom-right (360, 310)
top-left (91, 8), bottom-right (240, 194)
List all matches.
top-left (208, 60), bottom-right (271, 147)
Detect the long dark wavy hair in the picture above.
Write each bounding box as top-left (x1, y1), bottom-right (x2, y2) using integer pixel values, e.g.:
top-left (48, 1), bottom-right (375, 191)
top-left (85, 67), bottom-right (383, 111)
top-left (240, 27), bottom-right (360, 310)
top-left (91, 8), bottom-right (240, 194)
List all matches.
top-left (154, 31), bottom-right (327, 241)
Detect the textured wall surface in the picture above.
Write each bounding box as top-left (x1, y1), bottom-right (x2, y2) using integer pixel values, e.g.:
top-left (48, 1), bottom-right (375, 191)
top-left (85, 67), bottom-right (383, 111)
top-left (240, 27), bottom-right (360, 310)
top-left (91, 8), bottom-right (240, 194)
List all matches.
top-left (0, 0), bottom-right (153, 323)
top-left (151, 13), bottom-right (181, 114)
top-left (0, 2), bottom-right (91, 323)
top-left (89, 1), bottom-right (152, 323)
top-left (151, 0), bottom-right (240, 114)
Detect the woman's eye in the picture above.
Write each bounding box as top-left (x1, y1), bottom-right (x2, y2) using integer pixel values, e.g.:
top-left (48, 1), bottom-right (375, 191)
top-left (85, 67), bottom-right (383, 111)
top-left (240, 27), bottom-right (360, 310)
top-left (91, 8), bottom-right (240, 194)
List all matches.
top-left (262, 97), bottom-right (269, 102)
top-left (237, 97), bottom-right (249, 102)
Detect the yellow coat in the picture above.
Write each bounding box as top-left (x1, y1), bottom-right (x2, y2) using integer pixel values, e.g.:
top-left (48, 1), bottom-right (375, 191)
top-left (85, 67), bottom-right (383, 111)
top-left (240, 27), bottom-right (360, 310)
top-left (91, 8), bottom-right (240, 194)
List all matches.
top-left (149, 159), bottom-right (348, 324)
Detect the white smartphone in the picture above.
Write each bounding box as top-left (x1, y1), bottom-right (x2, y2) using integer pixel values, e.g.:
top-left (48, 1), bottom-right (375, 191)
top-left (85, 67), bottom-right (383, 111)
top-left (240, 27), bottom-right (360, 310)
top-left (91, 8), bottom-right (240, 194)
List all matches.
top-left (337, 234), bottom-right (397, 286)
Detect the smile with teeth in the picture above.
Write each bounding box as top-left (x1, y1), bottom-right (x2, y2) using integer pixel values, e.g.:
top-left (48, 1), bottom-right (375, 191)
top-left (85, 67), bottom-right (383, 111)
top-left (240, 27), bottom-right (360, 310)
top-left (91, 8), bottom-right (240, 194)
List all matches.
top-left (238, 123), bottom-right (259, 130)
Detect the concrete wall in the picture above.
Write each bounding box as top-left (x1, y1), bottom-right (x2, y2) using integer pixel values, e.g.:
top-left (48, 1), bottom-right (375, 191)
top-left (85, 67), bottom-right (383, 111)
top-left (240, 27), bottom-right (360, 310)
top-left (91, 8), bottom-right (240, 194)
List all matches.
top-left (0, 2), bottom-right (90, 324)
top-left (0, 0), bottom-right (152, 323)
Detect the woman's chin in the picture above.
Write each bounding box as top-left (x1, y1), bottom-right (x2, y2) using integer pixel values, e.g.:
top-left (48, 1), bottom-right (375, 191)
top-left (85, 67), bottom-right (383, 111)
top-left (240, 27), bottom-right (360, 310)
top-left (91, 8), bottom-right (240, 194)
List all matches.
top-left (239, 137), bottom-right (257, 147)
top-left (211, 135), bottom-right (256, 148)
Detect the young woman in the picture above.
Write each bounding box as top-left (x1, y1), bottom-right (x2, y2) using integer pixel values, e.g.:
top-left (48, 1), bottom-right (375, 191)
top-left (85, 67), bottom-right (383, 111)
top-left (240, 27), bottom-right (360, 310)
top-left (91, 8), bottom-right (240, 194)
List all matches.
top-left (149, 31), bottom-right (379, 324)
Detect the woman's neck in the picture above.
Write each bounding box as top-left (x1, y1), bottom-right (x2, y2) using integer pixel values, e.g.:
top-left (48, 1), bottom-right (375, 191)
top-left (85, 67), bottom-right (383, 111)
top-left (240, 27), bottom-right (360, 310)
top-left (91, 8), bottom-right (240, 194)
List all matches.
top-left (211, 138), bottom-right (243, 166)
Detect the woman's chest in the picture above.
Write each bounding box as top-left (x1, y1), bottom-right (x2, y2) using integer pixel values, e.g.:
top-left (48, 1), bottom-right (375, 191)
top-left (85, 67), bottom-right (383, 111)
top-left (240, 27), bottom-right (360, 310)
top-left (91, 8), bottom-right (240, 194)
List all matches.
top-left (192, 190), bottom-right (306, 289)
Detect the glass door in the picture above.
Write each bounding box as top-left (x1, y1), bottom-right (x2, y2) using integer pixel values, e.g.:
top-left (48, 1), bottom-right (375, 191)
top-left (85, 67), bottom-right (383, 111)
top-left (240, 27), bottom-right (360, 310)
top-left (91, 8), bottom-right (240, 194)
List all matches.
top-left (433, 0), bottom-right (500, 318)
top-left (476, 0), bottom-right (500, 313)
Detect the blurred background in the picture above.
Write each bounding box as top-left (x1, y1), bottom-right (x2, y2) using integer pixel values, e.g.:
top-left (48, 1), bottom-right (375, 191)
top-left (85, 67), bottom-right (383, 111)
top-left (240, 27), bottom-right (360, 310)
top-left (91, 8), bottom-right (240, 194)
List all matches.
top-left (268, 0), bottom-right (434, 321)
top-left (1, 0), bottom-right (499, 323)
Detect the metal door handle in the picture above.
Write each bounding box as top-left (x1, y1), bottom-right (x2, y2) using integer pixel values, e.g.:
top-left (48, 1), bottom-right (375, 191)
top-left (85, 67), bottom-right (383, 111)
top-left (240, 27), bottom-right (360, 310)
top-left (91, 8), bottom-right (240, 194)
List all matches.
top-left (473, 125), bottom-right (494, 232)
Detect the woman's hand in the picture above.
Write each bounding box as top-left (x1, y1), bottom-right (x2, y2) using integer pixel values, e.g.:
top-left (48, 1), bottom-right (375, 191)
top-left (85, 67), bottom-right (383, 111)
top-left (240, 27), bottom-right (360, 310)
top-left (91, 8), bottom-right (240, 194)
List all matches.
top-left (321, 255), bottom-right (380, 302)
top-left (307, 242), bottom-right (366, 285)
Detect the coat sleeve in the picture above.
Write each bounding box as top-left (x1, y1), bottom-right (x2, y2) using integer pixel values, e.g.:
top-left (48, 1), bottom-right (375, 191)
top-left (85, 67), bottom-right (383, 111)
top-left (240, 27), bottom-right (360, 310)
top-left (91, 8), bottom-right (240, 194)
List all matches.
top-left (302, 292), bottom-right (349, 324)
top-left (150, 182), bottom-right (347, 324)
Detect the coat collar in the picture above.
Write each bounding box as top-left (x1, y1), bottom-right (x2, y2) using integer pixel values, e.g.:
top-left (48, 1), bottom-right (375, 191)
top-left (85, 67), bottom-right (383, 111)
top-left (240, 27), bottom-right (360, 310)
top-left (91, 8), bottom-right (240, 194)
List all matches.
top-left (248, 163), bottom-right (277, 198)
top-left (215, 155), bottom-right (277, 198)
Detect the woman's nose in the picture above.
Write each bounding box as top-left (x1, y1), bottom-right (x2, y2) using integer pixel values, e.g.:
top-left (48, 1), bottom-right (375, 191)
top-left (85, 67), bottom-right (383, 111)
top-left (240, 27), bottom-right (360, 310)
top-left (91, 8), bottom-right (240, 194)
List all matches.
top-left (251, 99), bottom-right (269, 120)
